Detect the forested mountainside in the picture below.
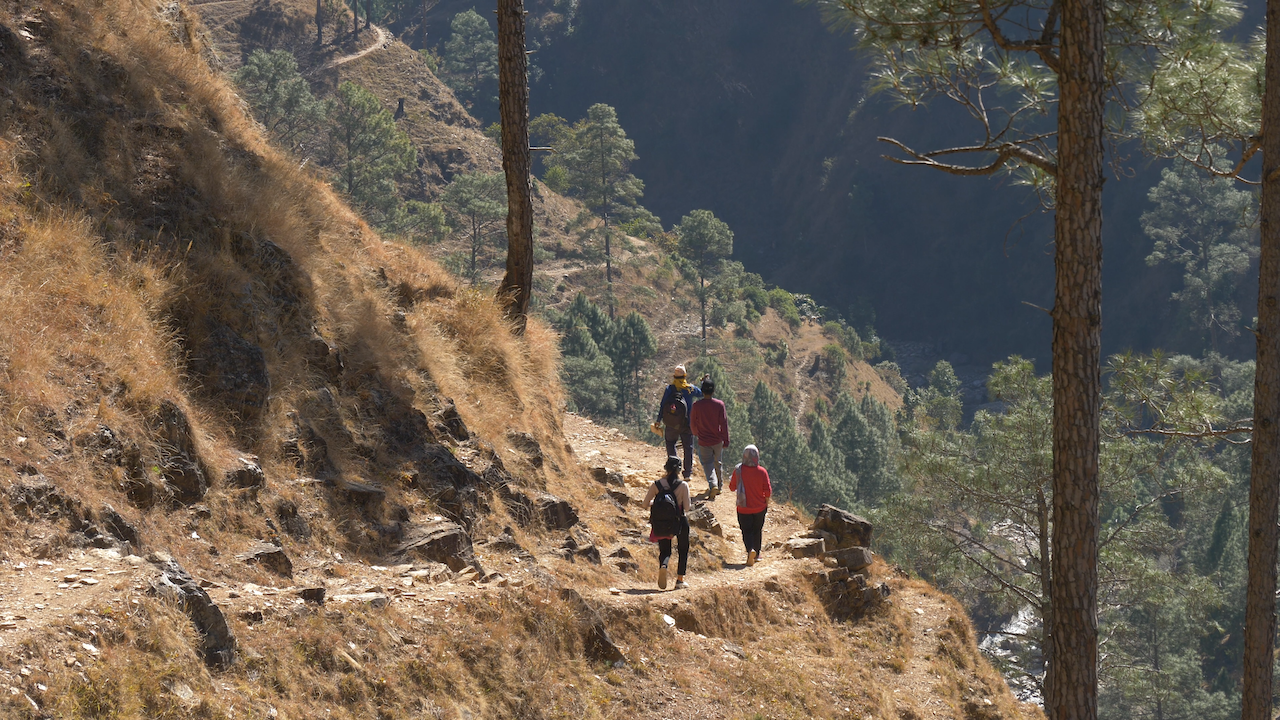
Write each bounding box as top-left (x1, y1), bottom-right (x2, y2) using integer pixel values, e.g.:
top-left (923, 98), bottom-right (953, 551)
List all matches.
top-left (508, 0), bottom-right (1263, 365)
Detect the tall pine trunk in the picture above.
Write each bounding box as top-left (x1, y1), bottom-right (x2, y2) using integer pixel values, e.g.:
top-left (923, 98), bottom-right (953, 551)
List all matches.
top-left (315, 0), bottom-right (323, 46)
top-left (1046, 0), bottom-right (1105, 718)
top-left (496, 0), bottom-right (534, 333)
top-left (1241, 1), bottom-right (1280, 714)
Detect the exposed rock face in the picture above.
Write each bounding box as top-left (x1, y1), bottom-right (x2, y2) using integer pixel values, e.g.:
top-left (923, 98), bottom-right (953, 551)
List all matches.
top-left (561, 534), bottom-right (602, 564)
top-left (149, 554), bottom-right (236, 669)
top-left (506, 431), bottom-right (544, 468)
top-left (225, 456), bottom-right (265, 489)
top-left (189, 324), bottom-right (270, 423)
top-left (559, 588), bottom-right (626, 665)
top-left (7, 476), bottom-right (78, 521)
top-left (275, 500), bottom-right (311, 541)
top-left (99, 504), bottom-right (140, 546)
top-left (432, 400), bottom-right (470, 442)
top-left (303, 330), bottom-right (343, 381)
top-left (812, 504), bottom-right (873, 549)
top-left (237, 542), bottom-right (293, 577)
top-left (328, 476), bottom-right (386, 506)
top-left (686, 503), bottom-right (723, 536)
top-left (808, 568), bottom-right (892, 620)
top-left (155, 400), bottom-right (208, 504)
top-left (785, 537), bottom-right (825, 558)
top-left (394, 519), bottom-right (478, 572)
top-left (825, 546), bottom-right (873, 571)
top-left (536, 493), bottom-right (578, 530)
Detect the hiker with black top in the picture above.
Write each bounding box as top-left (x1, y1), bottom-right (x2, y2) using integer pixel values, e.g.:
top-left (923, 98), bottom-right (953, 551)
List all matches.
top-left (650, 365), bottom-right (703, 481)
top-left (644, 455), bottom-right (692, 590)
top-left (728, 444), bottom-right (772, 567)
top-left (689, 377), bottom-right (729, 499)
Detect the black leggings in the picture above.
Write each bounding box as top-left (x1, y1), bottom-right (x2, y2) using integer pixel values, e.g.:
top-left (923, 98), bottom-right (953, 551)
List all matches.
top-left (658, 517), bottom-right (691, 576)
top-left (738, 508), bottom-right (767, 554)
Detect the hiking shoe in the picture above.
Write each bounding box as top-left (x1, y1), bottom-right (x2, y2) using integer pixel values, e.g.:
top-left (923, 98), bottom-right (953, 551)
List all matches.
top-left (746, 550), bottom-right (757, 567)
top-left (707, 487), bottom-right (718, 499)
top-left (658, 565), bottom-right (668, 590)
top-left (675, 580), bottom-right (689, 590)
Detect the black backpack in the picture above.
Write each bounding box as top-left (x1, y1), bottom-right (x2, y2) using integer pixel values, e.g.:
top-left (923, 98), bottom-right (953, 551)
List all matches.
top-left (662, 389), bottom-right (689, 432)
top-left (650, 477), bottom-right (682, 537)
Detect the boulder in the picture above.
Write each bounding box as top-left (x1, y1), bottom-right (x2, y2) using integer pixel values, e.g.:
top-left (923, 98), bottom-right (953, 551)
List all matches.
top-left (225, 457), bottom-right (265, 489)
top-left (155, 400), bottom-right (208, 504)
top-left (498, 484), bottom-right (535, 527)
top-left (590, 467), bottom-right (626, 487)
top-left (330, 592), bottom-right (389, 608)
top-left (825, 546), bottom-right (873, 571)
top-left (812, 504), bottom-right (873, 549)
top-left (606, 489), bottom-right (630, 507)
top-left (561, 535), bottom-right (602, 564)
top-left (298, 587), bottom-right (326, 605)
top-left (329, 476), bottom-right (385, 506)
top-left (394, 519), bottom-right (477, 572)
top-left (303, 331), bottom-right (343, 381)
top-left (432, 400), bottom-right (470, 442)
top-left (686, 503), bottom-right (723, 536)
top-left (237, 542), bottom-right (293, 578)
top-left (785, 537), bottom-right (825, 559)
top-left (149, 555), bottom-right (236, 669)
top-left (275, 500), bottom-right (311, 541)
top-left (99, 504), bottom-right (140, 546)
top-left (506, 431), bottom-right (544, 468)
top-left (536, 493), bottom-right (578, 530)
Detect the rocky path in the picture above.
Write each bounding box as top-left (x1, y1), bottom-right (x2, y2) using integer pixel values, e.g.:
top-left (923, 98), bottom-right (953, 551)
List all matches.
top-left (0, 413), bottom-right (1025, 718)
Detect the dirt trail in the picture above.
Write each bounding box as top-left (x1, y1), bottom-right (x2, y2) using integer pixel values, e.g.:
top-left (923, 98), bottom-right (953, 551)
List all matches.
top-left (324, 23), bottom-right (391, 69)
top-left (0, 413), bottom-right (1014, 718)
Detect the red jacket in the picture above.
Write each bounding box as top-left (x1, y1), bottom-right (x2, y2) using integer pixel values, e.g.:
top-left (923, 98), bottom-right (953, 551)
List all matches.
top-left (728, 463), bottom-right (771, 514)
top-left (689, 397), bottom-right (729, 447)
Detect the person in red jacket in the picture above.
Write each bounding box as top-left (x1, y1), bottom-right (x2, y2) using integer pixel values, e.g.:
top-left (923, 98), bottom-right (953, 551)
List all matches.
top-left (689, 378), bottom-right (730, 499)
top-left (727, 444), bottom-right (772, 567)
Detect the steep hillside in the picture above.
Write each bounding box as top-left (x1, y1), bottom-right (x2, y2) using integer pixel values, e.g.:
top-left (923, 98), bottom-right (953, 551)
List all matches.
top-left (183, 0), bottom-right (902, 435)
top-left (0, 0), bottom-right (1033, 717)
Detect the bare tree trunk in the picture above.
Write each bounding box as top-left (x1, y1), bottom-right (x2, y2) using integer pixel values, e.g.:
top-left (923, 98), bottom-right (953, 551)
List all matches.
top-left (316, 0), bottom-right (323, 46)
top-left (352, 0), bottom-right (359, 35)
top-left (364, 0), bottom-right (371, 30)
top-left (604, 217), bottom-right (613, 319)
top-left (496, 0), bottom-right (533, 333)
top-left (1241, 2), bottom-right (1280, 715)
top-left (1045, 0), bottom-right (1105, 718)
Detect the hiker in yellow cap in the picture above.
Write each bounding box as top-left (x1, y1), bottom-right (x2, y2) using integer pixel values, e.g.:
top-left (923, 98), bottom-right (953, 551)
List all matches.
top-left (654, 365), bottom-right (703, 482)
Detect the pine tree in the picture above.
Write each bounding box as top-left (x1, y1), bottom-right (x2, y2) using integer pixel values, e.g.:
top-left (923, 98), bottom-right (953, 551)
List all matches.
top-left (560, 325), bottom-right (616, 417)
top-left (324, 81), bottom-right (416, 216)
top-left (1142, 163), bottom-right (1259, 352)
top-left (442, 9), bottom-right (497, 113)
top-left (233, 50), bottom-right (325, 152)
top-left (549, 104), bottom-right (650, 314)
top-left (605, 311), bottom-right (656, 423)
top-left (808, 416), bottom-right (857, 510)
top-left (748, 381), bottom-right (810, 504)
top-left (441, 172), bottom-right (507, 281)
top-left (676, 209), bottom-right (734, 343)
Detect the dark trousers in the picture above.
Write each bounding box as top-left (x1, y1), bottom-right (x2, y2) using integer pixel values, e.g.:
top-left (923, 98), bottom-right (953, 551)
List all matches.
top-left (738, 509), bottom-right (767, 554)
top-left (658, 517), bottom-right (691, 576)
top-left (664, 427), bottom-right (694, 478)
